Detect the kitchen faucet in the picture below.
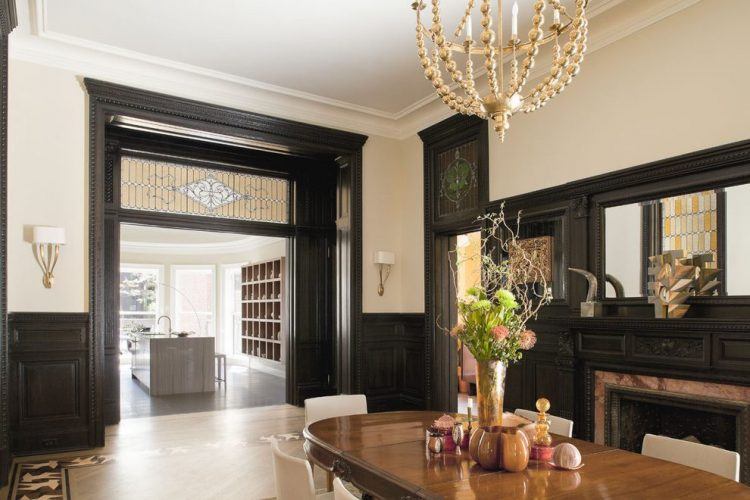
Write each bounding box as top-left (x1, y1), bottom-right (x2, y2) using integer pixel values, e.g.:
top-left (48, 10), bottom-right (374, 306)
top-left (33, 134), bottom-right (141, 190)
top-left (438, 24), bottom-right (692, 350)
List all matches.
top-left (157, 315), bottom-right (172, 334)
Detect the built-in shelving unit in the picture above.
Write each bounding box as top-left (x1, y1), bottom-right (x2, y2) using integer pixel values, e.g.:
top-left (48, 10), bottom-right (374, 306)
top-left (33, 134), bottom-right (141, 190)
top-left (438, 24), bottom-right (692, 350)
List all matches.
top-left (241, 258), bottom-right (285, 363)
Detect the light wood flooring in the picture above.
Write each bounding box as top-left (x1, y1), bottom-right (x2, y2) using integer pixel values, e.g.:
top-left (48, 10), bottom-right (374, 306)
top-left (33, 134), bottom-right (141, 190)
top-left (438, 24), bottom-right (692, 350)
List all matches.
top-left (1, 405), bottom-right (327, 499)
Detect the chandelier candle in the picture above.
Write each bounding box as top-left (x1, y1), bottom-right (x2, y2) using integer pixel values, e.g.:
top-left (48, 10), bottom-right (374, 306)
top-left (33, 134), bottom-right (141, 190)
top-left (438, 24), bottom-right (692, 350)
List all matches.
top-left (412, 0), bottom-right (589, 142)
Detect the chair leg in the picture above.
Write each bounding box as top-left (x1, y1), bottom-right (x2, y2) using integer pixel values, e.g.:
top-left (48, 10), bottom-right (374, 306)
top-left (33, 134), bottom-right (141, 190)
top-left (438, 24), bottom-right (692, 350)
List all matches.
top-left (326, 470), bottom-right (333, 492)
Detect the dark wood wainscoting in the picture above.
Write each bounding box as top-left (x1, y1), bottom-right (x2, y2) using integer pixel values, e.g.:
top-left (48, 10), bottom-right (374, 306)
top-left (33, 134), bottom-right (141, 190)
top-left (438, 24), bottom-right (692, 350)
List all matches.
top-left (8, 313), bottom-right (95, 455)
top-left (361, 313), bottom-right (426, 412)
top-left (504, 323), bottom-right (576, 421)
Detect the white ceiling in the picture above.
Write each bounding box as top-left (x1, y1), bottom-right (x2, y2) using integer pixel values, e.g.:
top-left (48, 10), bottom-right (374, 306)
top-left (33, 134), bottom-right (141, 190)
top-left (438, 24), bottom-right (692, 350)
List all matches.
top-left (40, 0), bottom-right (589, 115)
top-left (11, 0), bottom-right (700, 137)
top-left (120, 223), bottom-right (282, 254)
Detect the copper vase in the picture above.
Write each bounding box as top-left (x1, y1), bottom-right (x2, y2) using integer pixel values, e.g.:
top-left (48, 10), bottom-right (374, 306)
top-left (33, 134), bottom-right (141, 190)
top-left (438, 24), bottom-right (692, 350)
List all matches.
top-left (469, 360), bottom-right (507, 467)
top-left (476, 360), bottom-right (506, 428)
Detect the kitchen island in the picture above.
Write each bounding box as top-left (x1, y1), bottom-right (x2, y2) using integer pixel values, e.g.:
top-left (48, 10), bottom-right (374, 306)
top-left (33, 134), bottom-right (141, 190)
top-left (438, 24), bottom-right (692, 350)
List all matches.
top-left (131, 334), bottom-right (215, 396)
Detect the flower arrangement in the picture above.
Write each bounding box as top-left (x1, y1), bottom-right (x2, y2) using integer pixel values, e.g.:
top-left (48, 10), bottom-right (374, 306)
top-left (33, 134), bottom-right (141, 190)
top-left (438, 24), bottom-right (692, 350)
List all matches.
top-left (451, 287), bottom-right (539, 364)
top-left (448, 204), bottom-right (552, 364)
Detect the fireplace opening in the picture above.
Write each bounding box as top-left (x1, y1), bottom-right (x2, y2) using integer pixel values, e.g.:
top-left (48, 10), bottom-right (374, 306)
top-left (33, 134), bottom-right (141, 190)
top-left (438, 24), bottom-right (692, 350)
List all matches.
top-left (604, 384), bottom-right (749, 483)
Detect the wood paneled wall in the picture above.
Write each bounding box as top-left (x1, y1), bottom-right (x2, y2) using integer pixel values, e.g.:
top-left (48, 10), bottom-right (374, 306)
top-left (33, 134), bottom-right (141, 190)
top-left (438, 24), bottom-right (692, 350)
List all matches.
top-left (8, 313), bottom-right (95, 454)
top-left (361, 313), bottom-right (426, 412)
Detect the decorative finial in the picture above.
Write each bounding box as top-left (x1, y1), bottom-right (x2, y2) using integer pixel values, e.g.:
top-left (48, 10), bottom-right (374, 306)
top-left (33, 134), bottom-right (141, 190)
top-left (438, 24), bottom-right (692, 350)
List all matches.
top-left (536, 397), bottom-right (550, 414)
top-left (534, 397), bottom-right (552, 447)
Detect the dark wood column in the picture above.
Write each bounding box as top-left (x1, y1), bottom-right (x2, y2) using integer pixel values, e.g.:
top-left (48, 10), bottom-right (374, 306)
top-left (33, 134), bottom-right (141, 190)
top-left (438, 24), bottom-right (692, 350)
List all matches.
top-left (0, 0), bottom-right (17, 485)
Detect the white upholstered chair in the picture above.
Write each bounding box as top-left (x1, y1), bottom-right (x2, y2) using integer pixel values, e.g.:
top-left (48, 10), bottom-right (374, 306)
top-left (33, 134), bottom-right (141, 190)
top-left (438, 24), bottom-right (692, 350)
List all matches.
top-left (304, 394), bottom-right (368, 491)
top-left (514, 408), bottom-right (574, 438)
top-left (304, 394), bottom-right (368, 426)
top-left (270, 438), bottom-right (333, 500)
top-left (333, 477), bottom-right (359, 500)
top-left (641, 433), bottom-right (740, 482)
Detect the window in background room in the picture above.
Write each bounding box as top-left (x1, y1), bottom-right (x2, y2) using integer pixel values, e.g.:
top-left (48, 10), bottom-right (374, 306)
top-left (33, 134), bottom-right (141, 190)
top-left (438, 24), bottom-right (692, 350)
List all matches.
top-left (172, 266), bottom-right (216, 336)
top-left (120, 265), bottom-right (163, 335)
top-left (222, 265), bottom-right (243, 355)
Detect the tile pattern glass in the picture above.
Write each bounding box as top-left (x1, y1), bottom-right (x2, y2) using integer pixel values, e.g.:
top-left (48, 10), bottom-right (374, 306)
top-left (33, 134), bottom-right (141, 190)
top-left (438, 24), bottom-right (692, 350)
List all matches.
top-left (120, 156), bottom-right (289, 223)
top-left (661, 190), bottom-right (718, 268)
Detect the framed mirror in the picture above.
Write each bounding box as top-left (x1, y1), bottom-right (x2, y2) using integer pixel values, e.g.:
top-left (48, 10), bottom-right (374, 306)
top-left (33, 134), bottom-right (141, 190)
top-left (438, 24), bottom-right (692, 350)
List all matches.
top-left (603, 183), bottom-right (750, 299)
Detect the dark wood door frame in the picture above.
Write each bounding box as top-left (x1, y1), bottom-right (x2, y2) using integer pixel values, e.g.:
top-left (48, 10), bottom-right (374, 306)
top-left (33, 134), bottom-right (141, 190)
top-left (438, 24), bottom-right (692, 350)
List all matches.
top-left (85, 79), bottom-right (366, 441)
top-left (419, 115), bottom-right (488, 412)
top-left (0, 0), bottom-right (17, 484)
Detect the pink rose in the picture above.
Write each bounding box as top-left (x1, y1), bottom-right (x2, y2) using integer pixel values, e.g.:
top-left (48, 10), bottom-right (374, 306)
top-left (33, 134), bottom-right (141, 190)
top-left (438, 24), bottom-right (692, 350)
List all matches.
top-left (491, 325), bottom-right (509, 341)
top-left (450, 324), bottom-right (465, 337)
top-left (519, 329), bottom-right (537, 350)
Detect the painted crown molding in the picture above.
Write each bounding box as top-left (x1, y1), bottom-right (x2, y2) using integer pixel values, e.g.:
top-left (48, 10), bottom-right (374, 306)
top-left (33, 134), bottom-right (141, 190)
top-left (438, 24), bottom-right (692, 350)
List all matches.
top-left (10, 0), bottom-right (702, 140)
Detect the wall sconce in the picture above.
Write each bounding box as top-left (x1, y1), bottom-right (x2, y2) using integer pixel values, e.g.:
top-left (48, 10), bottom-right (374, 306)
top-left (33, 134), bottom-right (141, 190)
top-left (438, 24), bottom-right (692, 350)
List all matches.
top-left (373, 251), bottom-right (395, 296)
top-left (32, 226), bottom-right (66, 288)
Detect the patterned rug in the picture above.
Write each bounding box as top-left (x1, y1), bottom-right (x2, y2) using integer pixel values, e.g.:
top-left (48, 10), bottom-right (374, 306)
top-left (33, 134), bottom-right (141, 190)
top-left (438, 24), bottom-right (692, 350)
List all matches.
top-left (6, 455), bottom-right (112, 500)
top-left (6, 434), bottom-right (303, 499)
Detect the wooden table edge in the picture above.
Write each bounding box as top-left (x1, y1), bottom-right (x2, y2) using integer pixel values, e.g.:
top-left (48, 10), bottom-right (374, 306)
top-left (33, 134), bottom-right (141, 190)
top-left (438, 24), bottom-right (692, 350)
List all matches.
top-left (304, 424), bottom-right (439, 499)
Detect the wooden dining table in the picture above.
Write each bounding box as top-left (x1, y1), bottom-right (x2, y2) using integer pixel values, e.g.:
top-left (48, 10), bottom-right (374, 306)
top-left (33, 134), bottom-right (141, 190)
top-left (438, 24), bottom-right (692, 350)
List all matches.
top-left (303, 411), bottom-right (750, 499)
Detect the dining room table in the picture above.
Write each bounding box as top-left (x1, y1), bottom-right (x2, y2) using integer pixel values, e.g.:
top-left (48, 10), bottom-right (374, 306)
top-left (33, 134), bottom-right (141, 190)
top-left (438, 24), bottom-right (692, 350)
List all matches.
top-left (303, 410), bottom-right (750, 499)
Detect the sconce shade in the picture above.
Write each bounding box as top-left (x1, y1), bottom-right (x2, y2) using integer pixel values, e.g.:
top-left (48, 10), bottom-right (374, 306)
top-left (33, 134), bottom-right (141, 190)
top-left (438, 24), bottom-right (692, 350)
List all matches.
top-left (32, 226), bottom-right (66, 245)
top-left (373, 251), bottom-right (395, 265)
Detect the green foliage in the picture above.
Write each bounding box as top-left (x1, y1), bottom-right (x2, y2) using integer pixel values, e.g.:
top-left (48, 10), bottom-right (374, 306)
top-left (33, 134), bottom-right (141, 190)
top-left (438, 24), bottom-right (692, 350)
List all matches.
top-left (120, 272), bottom-right (157, 311)
top-left (454, 286), bottom-right (525, 363)
top-left (448, 205), bottom-right (552, 364)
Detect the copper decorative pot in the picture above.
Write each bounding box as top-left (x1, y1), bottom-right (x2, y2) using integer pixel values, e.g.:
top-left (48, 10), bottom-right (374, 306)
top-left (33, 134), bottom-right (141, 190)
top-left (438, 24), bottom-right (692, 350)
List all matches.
top-left (501, 427), bottom-right (530, 472)
top-left (475, 426), bottom-right (503, 470)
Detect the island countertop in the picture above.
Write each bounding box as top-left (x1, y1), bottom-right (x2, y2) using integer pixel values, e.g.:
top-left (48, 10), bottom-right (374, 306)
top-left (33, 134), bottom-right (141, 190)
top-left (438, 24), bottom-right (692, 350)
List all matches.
top-left (131, 335), bottom-right (215, 396)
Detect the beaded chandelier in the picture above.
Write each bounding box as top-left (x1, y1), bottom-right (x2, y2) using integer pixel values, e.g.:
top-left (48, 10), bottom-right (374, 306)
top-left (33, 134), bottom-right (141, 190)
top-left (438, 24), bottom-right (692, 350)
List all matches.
top-left (412, 0), bottom-right (588, 142)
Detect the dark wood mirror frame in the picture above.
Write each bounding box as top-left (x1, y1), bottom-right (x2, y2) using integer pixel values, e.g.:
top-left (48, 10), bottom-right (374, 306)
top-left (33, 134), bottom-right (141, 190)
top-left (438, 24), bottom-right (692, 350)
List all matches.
top-left (591, 148), bottom-right (750, 313)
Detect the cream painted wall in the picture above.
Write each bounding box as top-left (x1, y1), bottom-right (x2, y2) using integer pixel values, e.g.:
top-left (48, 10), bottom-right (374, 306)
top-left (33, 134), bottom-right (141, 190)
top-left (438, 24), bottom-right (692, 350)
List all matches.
top-left (6, 58), bottom-right (425, 314)
top-left (488, 0), bottom-right (750, 200)
top-left (362, 135), bottom-right (424, 313)
top-left (8, 60), bottom-right (87, 312)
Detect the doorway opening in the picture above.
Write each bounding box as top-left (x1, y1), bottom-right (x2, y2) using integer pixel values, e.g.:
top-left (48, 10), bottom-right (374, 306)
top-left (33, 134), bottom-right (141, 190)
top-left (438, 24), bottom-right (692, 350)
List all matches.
top-left (118, 224), bottom-right (289, 418)
top-left (454, 231), bottom-right (482, 415)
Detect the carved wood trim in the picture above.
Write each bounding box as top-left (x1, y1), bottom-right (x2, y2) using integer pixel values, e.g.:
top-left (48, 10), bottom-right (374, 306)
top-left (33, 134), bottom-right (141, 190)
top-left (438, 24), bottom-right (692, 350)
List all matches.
top-left (421, 115), bottom-right (488, 411)
top-left (0, 0), bottom-right (17, 484)
top-left (86, 80), bottom-right (365, 436)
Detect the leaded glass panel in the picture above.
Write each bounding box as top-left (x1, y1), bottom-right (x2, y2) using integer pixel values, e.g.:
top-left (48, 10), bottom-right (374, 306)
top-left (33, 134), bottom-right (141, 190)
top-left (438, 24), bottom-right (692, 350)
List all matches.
top-left (435, 140), bottom-right (479, 220)
top-left (120, 156), bottom-right (289, 224)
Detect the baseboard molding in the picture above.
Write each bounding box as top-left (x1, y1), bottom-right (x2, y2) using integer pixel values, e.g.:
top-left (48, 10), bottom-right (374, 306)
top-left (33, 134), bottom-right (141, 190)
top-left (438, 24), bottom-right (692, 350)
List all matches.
top-left (0, 447), bottom-right (10, 488)
top-left (249, 357), bottom-right (286, 378)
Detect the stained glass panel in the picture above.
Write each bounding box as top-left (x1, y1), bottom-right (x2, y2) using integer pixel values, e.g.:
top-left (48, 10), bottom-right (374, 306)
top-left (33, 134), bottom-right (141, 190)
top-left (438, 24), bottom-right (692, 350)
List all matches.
top-left (661, 190), bottom-right (718, 268)
top-left (435, 141), bottom-right (479, 219)
top-left (120, 156), bottom-right (289, 223)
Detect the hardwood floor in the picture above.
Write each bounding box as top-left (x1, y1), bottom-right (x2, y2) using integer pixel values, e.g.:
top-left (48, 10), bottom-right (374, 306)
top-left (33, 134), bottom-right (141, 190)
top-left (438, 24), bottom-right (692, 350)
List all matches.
top-left (2, 405), bottom-right (327, 499)
top-left (120, 363), bottom-right (286, 419)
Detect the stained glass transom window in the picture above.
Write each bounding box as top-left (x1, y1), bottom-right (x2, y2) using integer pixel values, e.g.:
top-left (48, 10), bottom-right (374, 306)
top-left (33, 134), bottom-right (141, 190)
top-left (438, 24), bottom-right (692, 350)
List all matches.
top-left (436, 141), bottom-right (479, 219)
top-left (120, 156), bottom-right (289, 224)
top-left (661, 190), bottom-right (718, 267)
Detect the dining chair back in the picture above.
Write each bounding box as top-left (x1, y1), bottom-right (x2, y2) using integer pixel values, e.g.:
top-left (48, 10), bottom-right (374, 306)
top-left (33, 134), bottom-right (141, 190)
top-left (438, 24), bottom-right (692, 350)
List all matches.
top-left (270, 437), bottom-right (317, 500)
top-left (514, 408), bottom-right (574, 437)
top-left (642, 433), bottom-right (740, 482)
top-left (305, 394), bottom-right (368, 426)
top-left (333, 477), bottom-right (358, 500)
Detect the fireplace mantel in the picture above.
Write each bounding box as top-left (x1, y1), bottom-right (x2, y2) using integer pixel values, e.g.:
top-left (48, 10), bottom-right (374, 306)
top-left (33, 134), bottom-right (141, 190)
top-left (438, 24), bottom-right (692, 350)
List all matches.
top-left (591, 371), bottom-right (750, 483)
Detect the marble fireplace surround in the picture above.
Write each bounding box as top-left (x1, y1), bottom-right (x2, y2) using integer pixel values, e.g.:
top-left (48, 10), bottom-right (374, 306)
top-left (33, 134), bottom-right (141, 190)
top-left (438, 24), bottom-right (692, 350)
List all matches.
top-left (594, 371), bottom-right (750, 445)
